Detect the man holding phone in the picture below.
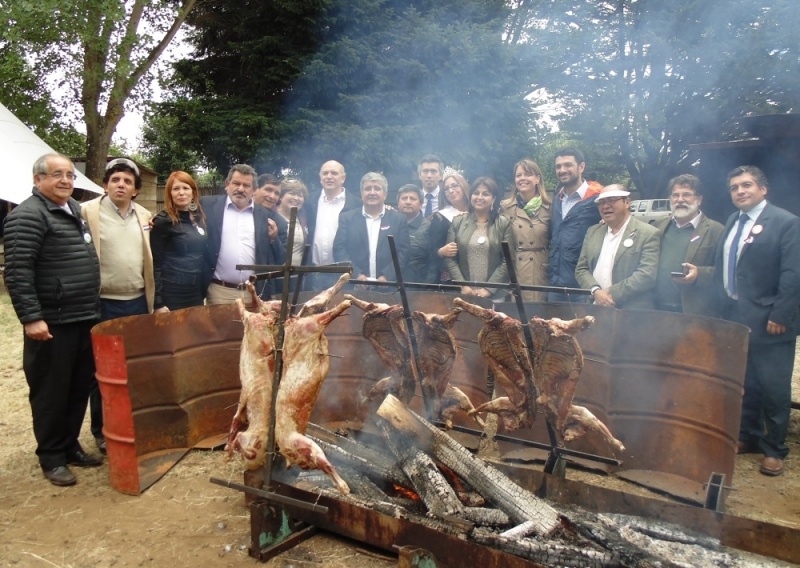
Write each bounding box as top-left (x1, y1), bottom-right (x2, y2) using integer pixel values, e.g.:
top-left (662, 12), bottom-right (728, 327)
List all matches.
top-left (653, 174), bottom-right (724, 316)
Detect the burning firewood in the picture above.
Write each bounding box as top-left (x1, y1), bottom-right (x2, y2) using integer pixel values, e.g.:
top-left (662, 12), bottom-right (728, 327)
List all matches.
top-left (377, 394), bottom-right (560, 536)
top-left (378, 420), bottom-right (466, 520)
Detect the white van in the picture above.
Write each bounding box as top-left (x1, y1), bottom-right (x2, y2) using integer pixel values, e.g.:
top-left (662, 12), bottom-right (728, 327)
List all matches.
top-left (629, 199), bottom-right (672, 224)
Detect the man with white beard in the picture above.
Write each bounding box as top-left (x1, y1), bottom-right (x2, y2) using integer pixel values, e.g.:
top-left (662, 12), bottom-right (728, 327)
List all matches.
top-left (653, 174), bottom-right (724, 316)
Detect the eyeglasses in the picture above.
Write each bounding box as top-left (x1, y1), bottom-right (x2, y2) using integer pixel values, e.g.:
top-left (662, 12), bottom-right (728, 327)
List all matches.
top-left (444, 184), bottom-right (461, 192)
top-left (43, 171), bottom-right (77, 181)
top-left (596, 197), bottom-right (624, 206)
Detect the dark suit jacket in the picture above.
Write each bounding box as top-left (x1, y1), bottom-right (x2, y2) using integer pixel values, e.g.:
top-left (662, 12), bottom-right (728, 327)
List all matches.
top-left (575, 216), bottom-right (660, 309)
top-left (200, 195), bottom-right (286, 298)
top-left (654, 214), bottom-right (725, 317)
top-left (332, 207), bottom-right (410, 280)
top-left (716, 202), bottom-right (800, 344)
top-left (304, 189), bottom-right (361, 264)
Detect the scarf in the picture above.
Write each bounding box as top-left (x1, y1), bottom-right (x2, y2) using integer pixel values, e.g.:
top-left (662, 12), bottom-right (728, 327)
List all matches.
top-left (517, 194), bottom-right (542, 217)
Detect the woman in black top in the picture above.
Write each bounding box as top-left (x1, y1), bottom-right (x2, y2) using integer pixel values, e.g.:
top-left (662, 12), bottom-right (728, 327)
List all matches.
top-left (151, 171), bottom-right (208, 311)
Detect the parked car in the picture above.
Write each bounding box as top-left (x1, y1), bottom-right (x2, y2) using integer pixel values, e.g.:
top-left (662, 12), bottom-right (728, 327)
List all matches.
top-left (629, 199), bottom-right (672, 224)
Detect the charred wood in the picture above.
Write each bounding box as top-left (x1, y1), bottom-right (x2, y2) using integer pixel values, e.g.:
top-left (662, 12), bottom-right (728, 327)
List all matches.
top-left (377, 394), bottom-right (560, 536)
top-left (500, 520), bottom-right (538, 539)
top-left (461, 507), bottom-right (510, 527)
top-left (379, 421), bottom-right (465, 519)
top-left (305, 423), bottom-right (408, 485)
top-left (471, 528), bottom-right (622, 568)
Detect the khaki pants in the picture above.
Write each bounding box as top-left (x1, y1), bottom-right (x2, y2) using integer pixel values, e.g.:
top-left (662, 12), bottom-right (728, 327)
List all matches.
top-left (205, 282), bottom-right (255, 307)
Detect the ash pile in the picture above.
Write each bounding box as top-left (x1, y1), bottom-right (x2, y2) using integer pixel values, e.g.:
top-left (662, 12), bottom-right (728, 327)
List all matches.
top-left (224, 273), bottom-right (790, 568)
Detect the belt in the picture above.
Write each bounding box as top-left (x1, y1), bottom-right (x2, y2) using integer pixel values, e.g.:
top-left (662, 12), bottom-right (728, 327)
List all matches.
top-left (211, 278), bottom-right (247, 290)
top-left (516, 247), bottom-right (546, 252)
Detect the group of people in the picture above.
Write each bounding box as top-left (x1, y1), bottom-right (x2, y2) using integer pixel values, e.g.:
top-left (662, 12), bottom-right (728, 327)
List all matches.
top-left (4, 147), bottom-right (799, 487)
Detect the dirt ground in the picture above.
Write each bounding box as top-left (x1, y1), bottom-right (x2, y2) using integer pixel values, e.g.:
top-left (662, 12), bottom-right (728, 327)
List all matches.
top-left (0, 278), bottom-right (798, 567)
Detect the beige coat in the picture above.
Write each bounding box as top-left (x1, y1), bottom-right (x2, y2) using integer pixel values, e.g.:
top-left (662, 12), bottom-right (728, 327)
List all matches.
top-left (499, 198), bottom-right (551, 302)
top-left (81, 195), bottom-right (155, 313)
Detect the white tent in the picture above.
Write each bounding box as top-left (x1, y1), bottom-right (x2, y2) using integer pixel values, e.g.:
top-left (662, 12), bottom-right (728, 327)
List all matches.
top-left (0, 102), bottom-right (104, 205)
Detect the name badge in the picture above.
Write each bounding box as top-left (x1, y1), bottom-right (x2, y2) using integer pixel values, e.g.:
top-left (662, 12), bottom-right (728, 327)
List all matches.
top-left (623, 238), bottom-right (633, 248)
top-left (84, 233), bottom-right (92, 244)
top-left (380, 225), bottom-right (390, 231)
top-left (477, 236), bottom-right (487, 244)
top-left (751, 224), bottom-right (763, 235)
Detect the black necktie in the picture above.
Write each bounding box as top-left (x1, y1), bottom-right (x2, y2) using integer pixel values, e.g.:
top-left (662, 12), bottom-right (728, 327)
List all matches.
top-left (727, 213), bottom-right (748, 296)
top-left (424, 193), bottom-right (433, 217)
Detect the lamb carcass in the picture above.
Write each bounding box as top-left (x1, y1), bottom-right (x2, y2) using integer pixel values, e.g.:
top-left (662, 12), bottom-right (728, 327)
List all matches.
top-left (529, 315), bottom-right (624, 453)
top-left (454, 298), bottom-right (536, 431)
top-left (224, 283), bottom-right (281, 469)
top-left (275, 298), bottom-right (352, 494)
top-left (345, 295), bottom-right (417, 405)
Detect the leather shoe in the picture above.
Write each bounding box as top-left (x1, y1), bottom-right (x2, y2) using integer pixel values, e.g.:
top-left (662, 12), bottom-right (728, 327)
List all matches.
top-left (67, 450), bottom-right (103, 467)
top-left (95, 436), bottom-right (107, 455)
top-left (737, 440), bottom-right (759, 454)
top-left (43, 466), bottom-right (77, 486)
top-left (759, 456), bottom-right (784, 476)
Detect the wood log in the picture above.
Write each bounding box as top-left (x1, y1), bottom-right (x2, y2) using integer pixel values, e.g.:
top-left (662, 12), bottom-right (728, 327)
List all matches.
top-left (377, 394), bottom-right (560, 536)
top-left (379, 421), bottom-right (465, 520)
top-left (471, 528), bottom-right (621, 568)
top-left (310, 435), bottom-right (408, 486)
top-left (500, 521), bottom-right (538, 539)
top-left (462, 507), bottom-right (510, 527)
top-left (306, 423), bottom-right (408, 485)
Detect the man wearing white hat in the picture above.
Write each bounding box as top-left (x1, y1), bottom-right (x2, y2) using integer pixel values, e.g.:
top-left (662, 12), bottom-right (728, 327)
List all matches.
top-left (575, 184), bottom-right (660, 309)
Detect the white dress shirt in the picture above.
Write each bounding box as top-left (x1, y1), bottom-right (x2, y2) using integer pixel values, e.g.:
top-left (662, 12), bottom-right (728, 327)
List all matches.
top-left (362, 206), bottom-right (386, 279)
top-left (215, 197), bottom-right (256, 284)
top-left (312, 190), bottom-right (347, 265)
top-left (723, 200), bottom-right (766, 297)
top-left (592, 216), bottom-right (632, 290)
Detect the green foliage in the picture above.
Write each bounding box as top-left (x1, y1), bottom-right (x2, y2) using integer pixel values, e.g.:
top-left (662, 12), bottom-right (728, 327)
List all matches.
top-left (145, 0), bottom-right (535, 188)
top-left (512, 0), bottom-right (800, 198)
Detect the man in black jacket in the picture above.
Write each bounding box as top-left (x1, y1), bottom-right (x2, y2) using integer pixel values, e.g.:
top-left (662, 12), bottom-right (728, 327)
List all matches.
top-left (3, 153), bottom-right (103, 486)
top-left (333, 172), bottom-right (410, 285)
top-left (717, 165), bottom-right (800, 476)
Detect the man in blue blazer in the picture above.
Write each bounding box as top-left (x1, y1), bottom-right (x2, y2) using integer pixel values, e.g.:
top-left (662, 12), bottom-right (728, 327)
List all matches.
top-left (333, 172), bottom-right (410, 285)
top-left (717, 165), bottom-right (800, 476)
top-left (201, 164), bottom-right (286, 303)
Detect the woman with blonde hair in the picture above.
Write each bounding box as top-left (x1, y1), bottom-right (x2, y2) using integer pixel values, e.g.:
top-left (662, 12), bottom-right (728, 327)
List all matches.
top-left (150, 171), bottom-right (208, 310)
top-left (500, 159), bottom-right (551, 302)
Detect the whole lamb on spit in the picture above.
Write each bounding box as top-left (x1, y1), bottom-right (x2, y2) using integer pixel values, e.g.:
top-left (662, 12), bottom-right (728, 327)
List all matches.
top-left (345, 295), bottom-right (482, 428)
top-left (454, 298), bottom-right (624, 454)
top-left (225, 273), bottom-right (352, 494)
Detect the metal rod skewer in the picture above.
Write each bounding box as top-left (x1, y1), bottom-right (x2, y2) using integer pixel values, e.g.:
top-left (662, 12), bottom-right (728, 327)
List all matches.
top-left (387, 235), bottom-right (431, 418)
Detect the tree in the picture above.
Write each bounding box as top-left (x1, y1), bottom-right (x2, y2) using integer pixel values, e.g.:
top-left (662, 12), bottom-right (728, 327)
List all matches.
top-left (2, 0), bottom-right (197, 183)
top-left (508, 0), bottom-right (800, 198)
top-left (146, 0), bottom-right (536, 189)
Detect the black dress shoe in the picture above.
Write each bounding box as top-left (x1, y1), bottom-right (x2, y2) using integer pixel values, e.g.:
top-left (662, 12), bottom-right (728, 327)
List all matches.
top-left (43, 466), bottom-right (77, 486)
top-left (67, 450), bottom-right (103, 467)
top-left (95, 437), bottom-right (107, 455)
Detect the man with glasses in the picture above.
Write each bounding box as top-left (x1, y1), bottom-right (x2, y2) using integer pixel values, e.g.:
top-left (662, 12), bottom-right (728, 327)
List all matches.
top-left (418, 154), bottom-right (443, 218)
top-left (653, 174), bottom-right (724, 315)
top-left (201, 164), bottom-right (285, 304)
top-left (575, 184), bottom-right (660, 309)
top-left (81, 157), bottom-right (154, 454)
top-left (4, 153), bottom-right (103, 486)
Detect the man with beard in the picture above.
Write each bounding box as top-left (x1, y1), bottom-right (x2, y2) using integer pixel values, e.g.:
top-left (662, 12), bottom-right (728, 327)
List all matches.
top-left (548, 147), bottom-right (603, 302)
top-left (418, 154), bottom-right (444, 218)
top-left (201, 164), bottom-right (285, 304)
top-left (575, 184), bottom-right (660, 309)
top-left (653, 174), bottom-right (724, 316)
